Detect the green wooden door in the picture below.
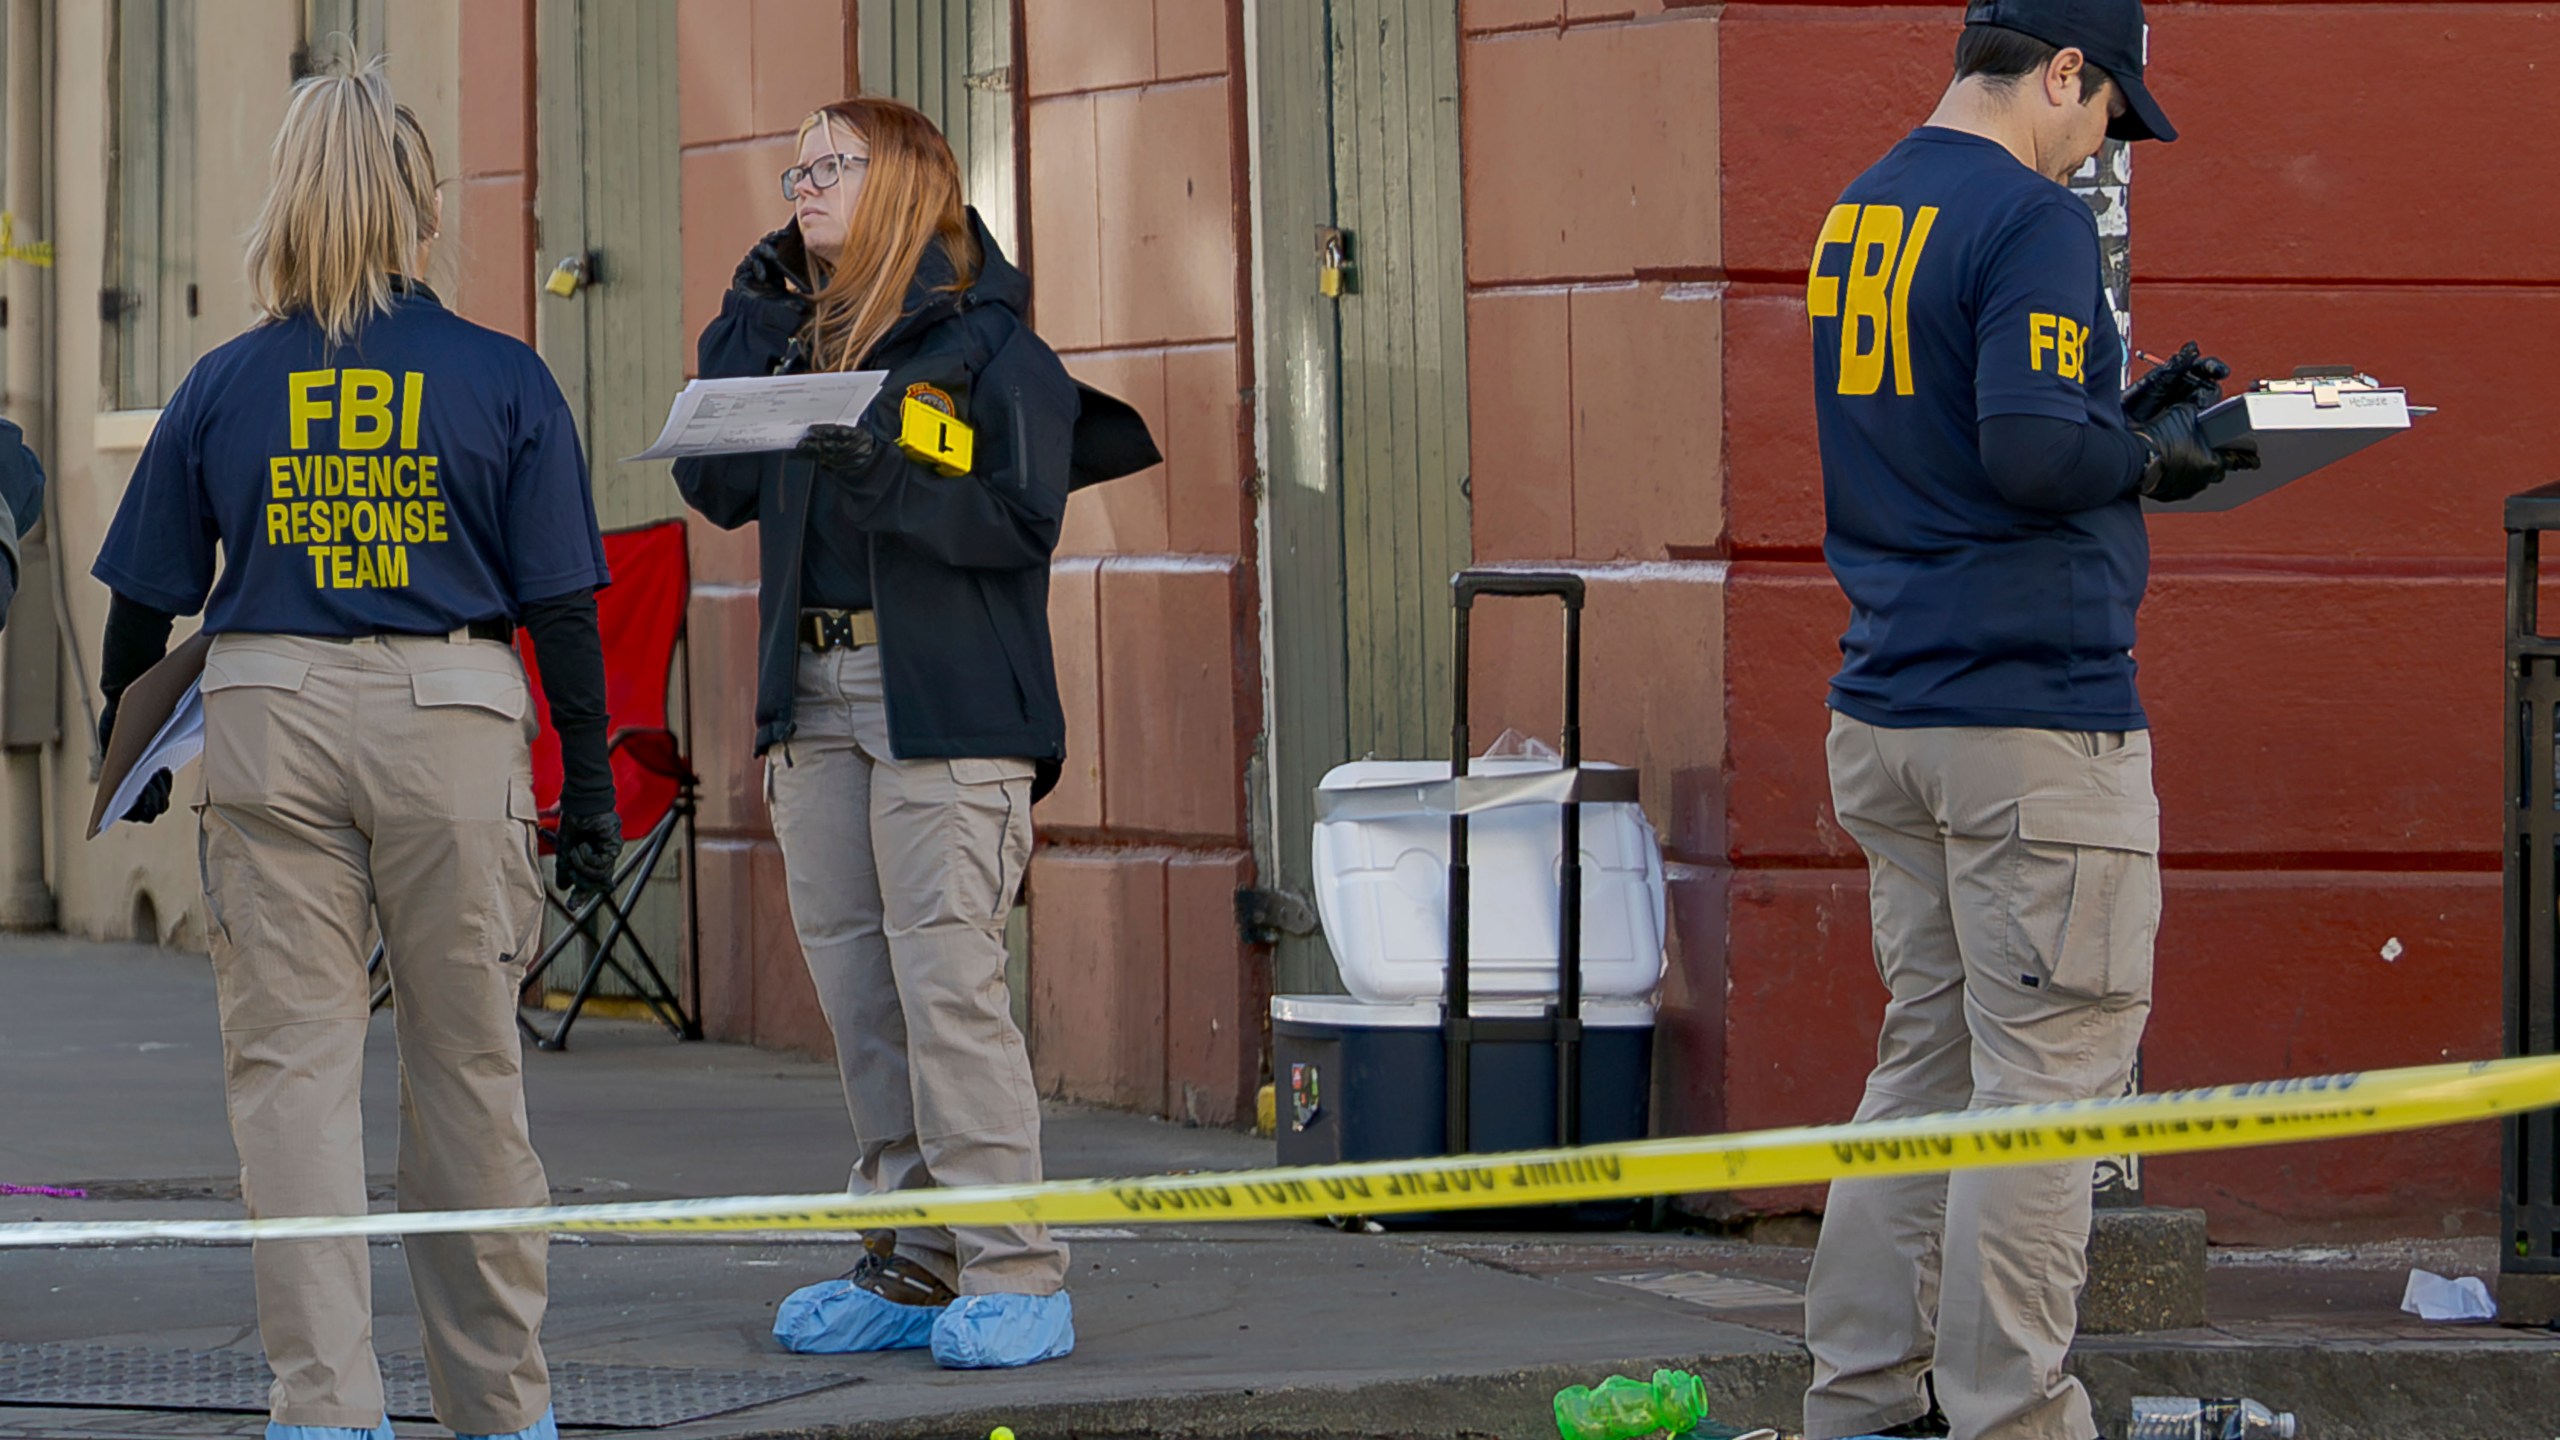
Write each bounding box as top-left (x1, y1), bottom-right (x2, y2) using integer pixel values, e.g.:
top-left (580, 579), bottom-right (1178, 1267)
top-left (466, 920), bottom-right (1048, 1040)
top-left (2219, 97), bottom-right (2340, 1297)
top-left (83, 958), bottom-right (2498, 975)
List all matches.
top-left (858, 0), bottom-right (1017, 255)
top-left (1256, 0), bottom-right (1471, 995)
top-left (536, 0), bottom-right (685, 531)
top-left (530, 0), bottom-right (687, 999)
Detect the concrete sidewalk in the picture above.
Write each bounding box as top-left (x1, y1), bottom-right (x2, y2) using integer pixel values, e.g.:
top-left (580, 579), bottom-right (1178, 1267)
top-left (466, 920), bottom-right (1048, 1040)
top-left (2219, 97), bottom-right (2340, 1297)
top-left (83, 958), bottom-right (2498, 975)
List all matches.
top-left (1, 936), bottom-right (2554, 1440)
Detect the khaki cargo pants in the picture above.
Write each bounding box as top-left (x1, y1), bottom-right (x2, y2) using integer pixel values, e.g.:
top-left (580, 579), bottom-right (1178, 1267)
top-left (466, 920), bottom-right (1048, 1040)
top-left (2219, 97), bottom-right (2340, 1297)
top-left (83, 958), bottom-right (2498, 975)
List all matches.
top-left (765, 644), bottom-right (1066, 1295)
top-left (1804, 714), bottom-right (2158, 1440)
top-left (197, 633), bottom-right (551, 1436)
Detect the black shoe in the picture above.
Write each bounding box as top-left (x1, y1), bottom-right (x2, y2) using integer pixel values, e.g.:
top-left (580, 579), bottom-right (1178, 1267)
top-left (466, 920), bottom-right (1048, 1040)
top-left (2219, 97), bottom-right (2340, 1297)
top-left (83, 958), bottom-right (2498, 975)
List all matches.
top-left (1874, 1410), bottom-right (1950, 1439)
top-left (844, 1230), bottom-right (957, 1307)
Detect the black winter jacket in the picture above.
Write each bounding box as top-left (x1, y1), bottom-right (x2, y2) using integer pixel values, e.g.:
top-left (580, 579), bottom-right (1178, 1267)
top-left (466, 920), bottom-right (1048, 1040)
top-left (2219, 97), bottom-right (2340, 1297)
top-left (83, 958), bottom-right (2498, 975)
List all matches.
top-left (675, 212), bottom-right (1157, 799)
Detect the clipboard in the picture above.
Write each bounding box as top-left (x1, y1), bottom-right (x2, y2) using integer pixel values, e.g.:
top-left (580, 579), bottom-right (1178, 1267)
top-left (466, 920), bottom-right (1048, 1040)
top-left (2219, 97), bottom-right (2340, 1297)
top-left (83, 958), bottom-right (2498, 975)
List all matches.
top-left (2144, 368), bottom-right (2431, 513)
top-left (87, 631), bottom-right (211, 839)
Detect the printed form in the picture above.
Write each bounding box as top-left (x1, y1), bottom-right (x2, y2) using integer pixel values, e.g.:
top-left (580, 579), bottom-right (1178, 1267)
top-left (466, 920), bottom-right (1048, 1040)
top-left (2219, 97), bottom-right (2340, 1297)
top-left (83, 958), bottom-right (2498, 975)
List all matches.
top-left (628, 371), bottom-right (888, 460)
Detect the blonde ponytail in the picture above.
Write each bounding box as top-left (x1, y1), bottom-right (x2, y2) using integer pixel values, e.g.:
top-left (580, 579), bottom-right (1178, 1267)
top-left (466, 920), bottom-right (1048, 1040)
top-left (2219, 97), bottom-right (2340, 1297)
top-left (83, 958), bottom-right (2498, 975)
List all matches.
top-left (244, 57), bottom-right (440, 345)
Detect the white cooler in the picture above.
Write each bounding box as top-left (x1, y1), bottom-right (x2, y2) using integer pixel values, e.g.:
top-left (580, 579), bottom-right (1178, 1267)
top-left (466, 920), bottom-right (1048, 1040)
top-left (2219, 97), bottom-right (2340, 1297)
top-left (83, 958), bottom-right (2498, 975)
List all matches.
top-left (1272, 755), bottom-right (1666, 1223)
top-left (1309, 755), bottom-right (1668, 1004)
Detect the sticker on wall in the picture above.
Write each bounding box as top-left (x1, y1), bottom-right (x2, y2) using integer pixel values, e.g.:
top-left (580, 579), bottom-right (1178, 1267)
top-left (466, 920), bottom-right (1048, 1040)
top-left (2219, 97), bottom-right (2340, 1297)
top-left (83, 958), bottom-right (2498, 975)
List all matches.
top-left (1289, 1061), bottom-right (1321, 1133)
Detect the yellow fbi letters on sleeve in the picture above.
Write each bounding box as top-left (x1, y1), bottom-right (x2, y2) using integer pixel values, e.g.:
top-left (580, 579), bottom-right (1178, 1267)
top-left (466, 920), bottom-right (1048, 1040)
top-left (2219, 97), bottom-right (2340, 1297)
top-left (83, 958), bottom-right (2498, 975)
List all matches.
top-left (1808, 202), bottom-right (1939, 399)
top-left (270, 369), bottom-right (448, 592)
top-left (2029, 312), bottom-right (2089, 383)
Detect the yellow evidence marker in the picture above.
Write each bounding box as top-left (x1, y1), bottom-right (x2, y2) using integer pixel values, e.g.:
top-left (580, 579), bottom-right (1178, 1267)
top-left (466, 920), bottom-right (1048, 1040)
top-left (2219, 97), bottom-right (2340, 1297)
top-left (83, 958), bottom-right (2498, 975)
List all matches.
top-left (898, 382), bottom-right (973, 477)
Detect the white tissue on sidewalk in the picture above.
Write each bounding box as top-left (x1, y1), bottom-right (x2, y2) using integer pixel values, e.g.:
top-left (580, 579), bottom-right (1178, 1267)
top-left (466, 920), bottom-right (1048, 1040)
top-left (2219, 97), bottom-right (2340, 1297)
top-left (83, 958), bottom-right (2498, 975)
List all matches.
top-left (2400, 1267), bottom-right (2497, 1322)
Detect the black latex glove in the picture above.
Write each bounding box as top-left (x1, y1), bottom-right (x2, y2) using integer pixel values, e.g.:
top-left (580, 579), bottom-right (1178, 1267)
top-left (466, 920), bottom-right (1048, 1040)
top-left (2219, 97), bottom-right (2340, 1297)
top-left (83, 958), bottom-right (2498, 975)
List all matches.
top-left (2135, 402), bottom-right (2239, 504)
top-left (2122, 341), bottom-right (2232, 425)
top-left (794, 422), bottom-right (879, 476)
top-left (554, 809), bottom-right (623, 898)
top-left (96, 697), bottom-right (173, 824)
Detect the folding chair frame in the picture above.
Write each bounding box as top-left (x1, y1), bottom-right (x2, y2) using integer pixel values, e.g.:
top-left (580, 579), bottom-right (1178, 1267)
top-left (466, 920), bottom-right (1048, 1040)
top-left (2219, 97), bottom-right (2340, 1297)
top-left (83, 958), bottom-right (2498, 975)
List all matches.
top-left (516, 766), bottom-right (702, 1049)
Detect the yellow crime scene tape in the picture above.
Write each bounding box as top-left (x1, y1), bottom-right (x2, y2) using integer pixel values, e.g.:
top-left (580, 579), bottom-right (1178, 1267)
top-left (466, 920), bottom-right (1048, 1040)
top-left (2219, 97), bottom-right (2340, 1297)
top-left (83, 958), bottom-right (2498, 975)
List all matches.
top-left (5, 1055), bottom-right (2555, 1248)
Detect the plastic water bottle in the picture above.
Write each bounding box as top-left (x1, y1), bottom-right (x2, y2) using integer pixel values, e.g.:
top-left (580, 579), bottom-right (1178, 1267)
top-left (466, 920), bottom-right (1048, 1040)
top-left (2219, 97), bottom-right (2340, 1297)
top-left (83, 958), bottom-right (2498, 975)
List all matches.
top-left (1553, 1368), bottom-right (1711, 1440)
top-left (2127, 1396), bottom-right (2299, 1440)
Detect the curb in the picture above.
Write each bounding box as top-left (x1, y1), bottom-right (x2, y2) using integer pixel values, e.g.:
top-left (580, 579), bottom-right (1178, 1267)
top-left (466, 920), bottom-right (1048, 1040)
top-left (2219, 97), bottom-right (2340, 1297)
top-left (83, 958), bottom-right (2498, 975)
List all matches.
top-left (730, 1339), bottom-right (2560, 1440)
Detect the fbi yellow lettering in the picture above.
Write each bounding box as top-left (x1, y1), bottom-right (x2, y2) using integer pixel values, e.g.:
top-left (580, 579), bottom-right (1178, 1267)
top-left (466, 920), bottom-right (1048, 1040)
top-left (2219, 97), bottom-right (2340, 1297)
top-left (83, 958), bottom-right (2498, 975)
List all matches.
top-left (340, 369), bottom-right (397, 450)
top-left (274, 370), bottom-right (437, 589)
top-left (1809, 203), bottom-right (1939, 397)
top-left (398, 372), bottom-right (426, 449)
top-left (288, 370), bottom-right (334, 450)
top-left (1805, 204), bottom-right (1861, 321)
top-left (2029, 313), bottom-right (2089, 383)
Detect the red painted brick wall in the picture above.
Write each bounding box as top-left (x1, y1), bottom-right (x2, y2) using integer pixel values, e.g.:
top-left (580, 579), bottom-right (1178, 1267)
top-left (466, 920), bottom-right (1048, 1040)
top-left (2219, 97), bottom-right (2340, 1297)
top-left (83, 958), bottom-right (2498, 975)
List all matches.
top-left (1022, 0), bottom-right (1267, 1128)
top-left (452, 0), bottom-right (534, 341)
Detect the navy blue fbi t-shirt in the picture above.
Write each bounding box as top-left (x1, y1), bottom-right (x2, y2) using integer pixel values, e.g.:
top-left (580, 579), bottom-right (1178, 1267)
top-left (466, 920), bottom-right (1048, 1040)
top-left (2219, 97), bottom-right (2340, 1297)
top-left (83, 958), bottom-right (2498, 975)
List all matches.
top-left (1810, 127), bottom-right (2147, 732)
top-left (95, 288), bottom-right (609, 635)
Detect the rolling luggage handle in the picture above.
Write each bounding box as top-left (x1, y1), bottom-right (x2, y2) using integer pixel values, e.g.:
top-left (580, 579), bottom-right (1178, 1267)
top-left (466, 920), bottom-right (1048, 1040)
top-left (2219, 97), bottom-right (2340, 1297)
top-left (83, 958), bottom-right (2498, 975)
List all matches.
top-left (1447, 569), bottom-right (1587, 1155)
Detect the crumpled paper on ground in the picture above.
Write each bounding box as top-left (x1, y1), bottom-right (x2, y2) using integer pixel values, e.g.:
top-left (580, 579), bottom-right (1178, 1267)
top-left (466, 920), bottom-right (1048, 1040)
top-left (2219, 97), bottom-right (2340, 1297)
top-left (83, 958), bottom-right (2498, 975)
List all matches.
top-left (2401, 1266), bottom-right (2497, 1322)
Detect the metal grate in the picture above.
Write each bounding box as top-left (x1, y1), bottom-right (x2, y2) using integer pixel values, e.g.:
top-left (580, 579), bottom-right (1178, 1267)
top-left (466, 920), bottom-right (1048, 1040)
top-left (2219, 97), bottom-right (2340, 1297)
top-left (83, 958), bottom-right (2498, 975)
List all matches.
top-left (0, 1343), bottom-right (861, 1430)
top-left (1596, 1270), bottom-right (1804, 1311)
top-left (2503, 489), bottom-right (2560, 1298)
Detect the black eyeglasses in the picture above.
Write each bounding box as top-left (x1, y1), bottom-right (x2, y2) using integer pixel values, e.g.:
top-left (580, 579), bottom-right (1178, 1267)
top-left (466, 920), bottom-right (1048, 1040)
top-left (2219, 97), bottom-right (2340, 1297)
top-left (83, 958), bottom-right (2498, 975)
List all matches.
top-left (780, 153), bottom-right (869, 202)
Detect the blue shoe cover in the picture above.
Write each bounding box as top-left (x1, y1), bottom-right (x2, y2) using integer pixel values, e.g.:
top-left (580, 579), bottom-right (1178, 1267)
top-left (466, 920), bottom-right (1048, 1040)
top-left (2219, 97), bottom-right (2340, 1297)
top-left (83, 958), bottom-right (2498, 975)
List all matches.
top-left (929, 1291), bottom-right (1075, 1369)
top-left (265, 1422), bottom-right (394, 1440)
top-left (774, 1277), bottom-right (944, 1353)
top-left (457, 1406), bottom-right (560, 1440)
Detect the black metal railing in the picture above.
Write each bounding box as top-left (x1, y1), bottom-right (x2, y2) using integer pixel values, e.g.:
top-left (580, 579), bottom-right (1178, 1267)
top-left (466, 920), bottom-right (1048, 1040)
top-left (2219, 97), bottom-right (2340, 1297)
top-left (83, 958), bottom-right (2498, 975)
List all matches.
top-left (2501, 486), bottom-right (2560, 1315)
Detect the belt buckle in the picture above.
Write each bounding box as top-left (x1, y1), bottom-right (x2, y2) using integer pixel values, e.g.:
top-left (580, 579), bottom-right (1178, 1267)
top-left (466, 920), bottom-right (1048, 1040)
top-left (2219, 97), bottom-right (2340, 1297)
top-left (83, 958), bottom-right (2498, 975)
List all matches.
top-left (813, 610), bottom-right (856, 651)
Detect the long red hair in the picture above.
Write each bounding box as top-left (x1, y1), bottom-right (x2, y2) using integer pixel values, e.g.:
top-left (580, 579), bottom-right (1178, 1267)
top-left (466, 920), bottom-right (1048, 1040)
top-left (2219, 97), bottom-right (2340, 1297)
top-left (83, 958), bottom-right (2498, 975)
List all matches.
top-left (800, 97), bottom-right (979, 373)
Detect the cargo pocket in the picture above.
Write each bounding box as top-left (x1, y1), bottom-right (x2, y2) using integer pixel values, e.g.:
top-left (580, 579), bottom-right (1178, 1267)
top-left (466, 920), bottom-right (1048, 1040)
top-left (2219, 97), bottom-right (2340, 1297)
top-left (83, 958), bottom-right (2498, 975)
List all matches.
top-left (949, 758), bottom-right (1036, 924)
top-left (411, 667), bottom-right (529, 720)
top-left (2008, 797), bottom-right (2161, 1002)
top-left (198, 650), bottom-right (312, 804)
top-left (194, 801), bottom-right (229, 948)
top-left (501, 774), bottom-right (547, 972)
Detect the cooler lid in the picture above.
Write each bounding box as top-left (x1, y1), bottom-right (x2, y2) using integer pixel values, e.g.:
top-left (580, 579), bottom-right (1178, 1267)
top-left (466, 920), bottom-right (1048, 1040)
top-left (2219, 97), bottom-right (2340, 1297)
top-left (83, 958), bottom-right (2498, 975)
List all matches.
top-left (1270, 993), bottom-right (1656, 1030)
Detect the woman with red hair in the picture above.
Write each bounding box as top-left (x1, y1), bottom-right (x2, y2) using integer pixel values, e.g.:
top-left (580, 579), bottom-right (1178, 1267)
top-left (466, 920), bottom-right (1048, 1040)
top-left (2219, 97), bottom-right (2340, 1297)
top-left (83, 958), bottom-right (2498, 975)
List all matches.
top-left (676, 96), bottom-right (1153, 1371)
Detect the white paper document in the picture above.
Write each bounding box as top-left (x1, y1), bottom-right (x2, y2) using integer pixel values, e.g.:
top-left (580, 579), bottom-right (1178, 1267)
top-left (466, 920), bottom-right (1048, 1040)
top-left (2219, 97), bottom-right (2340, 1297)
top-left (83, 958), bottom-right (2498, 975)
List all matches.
top-left (98, 680), bottom-right (203, 834)
top-left (2401, 1267), bottom-right (2497, 1322)
top-left (626, 371), bottom-right (888, 461)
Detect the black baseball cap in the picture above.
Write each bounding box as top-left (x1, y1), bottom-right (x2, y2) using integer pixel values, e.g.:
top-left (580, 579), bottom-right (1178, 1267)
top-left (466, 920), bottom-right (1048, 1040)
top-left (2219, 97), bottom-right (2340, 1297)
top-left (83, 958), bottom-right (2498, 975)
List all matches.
top-left (1964, 0), bottom-right (2176, 143)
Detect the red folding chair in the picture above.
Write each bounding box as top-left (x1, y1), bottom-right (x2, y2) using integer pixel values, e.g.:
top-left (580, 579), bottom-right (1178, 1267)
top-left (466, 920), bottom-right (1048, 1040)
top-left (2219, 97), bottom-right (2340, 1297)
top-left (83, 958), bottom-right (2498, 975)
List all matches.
top-left (368, 519), bottom-right (702, 1050)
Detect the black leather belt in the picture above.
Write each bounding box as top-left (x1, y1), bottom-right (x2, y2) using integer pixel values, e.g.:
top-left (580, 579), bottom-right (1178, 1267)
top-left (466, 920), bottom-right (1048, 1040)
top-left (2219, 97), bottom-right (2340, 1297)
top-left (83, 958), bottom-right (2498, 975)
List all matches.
top-left (799, 608), bottom-right (878, 652)
top-left (464, 618), bottom-right (516, 644)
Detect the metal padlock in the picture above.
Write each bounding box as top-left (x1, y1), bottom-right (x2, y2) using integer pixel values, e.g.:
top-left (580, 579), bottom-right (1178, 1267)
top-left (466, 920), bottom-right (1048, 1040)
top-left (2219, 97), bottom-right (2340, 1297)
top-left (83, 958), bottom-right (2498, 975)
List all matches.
top-left (544, 254), bottom-right (589, 298)
top-left (1316, 226), bottom-right (1350, 299)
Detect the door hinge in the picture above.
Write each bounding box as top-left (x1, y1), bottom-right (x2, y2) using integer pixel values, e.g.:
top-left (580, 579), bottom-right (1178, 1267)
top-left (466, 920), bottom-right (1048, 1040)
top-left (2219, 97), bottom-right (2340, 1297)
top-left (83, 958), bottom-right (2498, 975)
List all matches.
top-left (99, 288), bottom-right (135, 322)
top-left (1235, 887), bottom-right (1319, 947)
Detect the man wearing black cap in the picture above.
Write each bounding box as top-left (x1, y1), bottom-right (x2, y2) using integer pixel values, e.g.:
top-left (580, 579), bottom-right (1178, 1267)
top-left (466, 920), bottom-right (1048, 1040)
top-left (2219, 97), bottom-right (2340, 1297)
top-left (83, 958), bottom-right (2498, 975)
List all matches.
top-left (1799, 4), bottom-right (2247, 1439)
